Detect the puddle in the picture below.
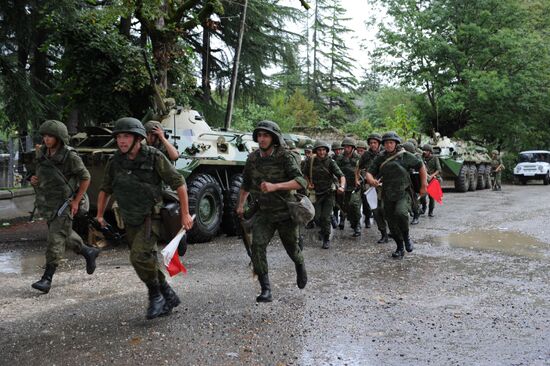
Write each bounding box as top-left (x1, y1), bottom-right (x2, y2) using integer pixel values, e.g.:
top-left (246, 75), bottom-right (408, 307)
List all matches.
top-left (0, 251), bottom-right (45, 274)
top-left (437, 229), bottom-right (549, 258)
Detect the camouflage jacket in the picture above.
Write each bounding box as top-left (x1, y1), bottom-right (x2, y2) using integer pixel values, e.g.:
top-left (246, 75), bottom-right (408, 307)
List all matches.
top-left (242, 146), bottom-right (307, 221)
top-left (424, 155), bottom-right (442, 177)
top-left (100, 145), bottom-right (184, 225)
top-left (337, 152), bottom-right (361, 192)
top-left (368, 148), bottom-right (424, 201)
top-left (358, 149), bottom-right (380, 171)
top-left (32, 145), bottom-right (90, 217)
top-left (491, 157), bottom-right (504, 172)
top-left (303, 156), bottom-right (344, 195)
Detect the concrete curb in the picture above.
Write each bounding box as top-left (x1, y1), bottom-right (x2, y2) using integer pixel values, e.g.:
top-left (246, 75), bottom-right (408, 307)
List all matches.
top-left (0, 188), bottom-right (35, 221)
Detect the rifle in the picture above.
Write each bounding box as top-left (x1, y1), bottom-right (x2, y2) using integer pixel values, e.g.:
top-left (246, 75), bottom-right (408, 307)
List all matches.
top-left (239, 200), bottom-right (259, 259)
top-left (89, 217), bottom-right (123, 245)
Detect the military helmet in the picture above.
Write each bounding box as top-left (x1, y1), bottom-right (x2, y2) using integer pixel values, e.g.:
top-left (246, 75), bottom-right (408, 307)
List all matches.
top-left (406, 138), bottom-right (419, 148)
top-left (381, 131), bottom-right (402, 144)
top-left (39, 120), bottom-right (70, 146)
top-left (402, 142), bottom-right (416, 153)
top-left (356, 140), bottom-right (368, 149)
top-left (143, 120), bottom-right (163, 134)
top-left (422, 144), bottom-right (434, 153)
top-left (313, 140), bottom-right (330, 152)
top-left (285, 140), bottom-right (296, 149)
top-left (304, 144), bottom-right (313, 152)
top-left (491, 149), bottom-right (499, 155)
top-left (331, 141), bottom-right (343, 151)
top-left (341, 137), bottom-right (357, 148)
top-left (367, 133), bottom-right (382, 143)
top-left (112, 117), bottom-right (147, 139)
top-left (253, 120), bottom-right (283, 146)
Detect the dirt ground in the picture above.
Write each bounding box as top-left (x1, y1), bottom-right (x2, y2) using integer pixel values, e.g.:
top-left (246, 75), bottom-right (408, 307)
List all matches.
top-left (0, 184), bottom-right (549, 365)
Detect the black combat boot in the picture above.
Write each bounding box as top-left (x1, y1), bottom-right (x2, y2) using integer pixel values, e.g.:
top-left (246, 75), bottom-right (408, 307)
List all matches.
top-left (295, 262), bottom-right (308, 289)
top-left (330, 215), bottom-right (338, 229)
top-left (322, 235), bottom-right (330, 249)
top-left (392, 240), bottom-right (405, 259)
top-left (420, 205), bottom-right (426, 215)
top-left (338, 217), bottom-right (345, 230)
top-left (80, 245), bottom-right (100, 274)
top-left (404, 231), bottom-right (414, 252)
top-left (146, 282), bottom-right (166, 319)
top-left (428, 209), bottom-right (434, 217)
top-left (256, 274), bottom-right (272, 303)
top-left (411, 213), bottom-right (420, 225)
top-left (31, 264), bottom-right (57, 294)
top-left (377, 230), bottom-right (389, 244)
top-left (160, 280), bottom-right (181, 314)
top-left (352, 226), bottom-right (361, 237)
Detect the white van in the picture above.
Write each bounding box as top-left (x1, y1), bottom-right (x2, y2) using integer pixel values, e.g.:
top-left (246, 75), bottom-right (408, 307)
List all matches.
top-left (513, 150), bottom-right (550, 185)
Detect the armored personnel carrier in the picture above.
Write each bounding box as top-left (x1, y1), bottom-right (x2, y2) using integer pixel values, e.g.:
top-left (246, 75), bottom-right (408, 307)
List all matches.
top-left (72, 104), bottom-right (258, 243)
top-left (431, 134), bottom-right (492, 192)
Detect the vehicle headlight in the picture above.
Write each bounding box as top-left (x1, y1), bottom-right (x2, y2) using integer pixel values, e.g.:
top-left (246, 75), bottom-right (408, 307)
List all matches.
top-left (538, 166), bottom-right (543, 172)
top-left (516, 166), bottom-right (522, 172)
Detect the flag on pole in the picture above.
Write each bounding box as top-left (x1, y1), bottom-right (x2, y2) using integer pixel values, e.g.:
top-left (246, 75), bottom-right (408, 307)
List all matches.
top-left (427, 179), bottom-right (443, 204)
top-left (160, 215), bottom-right (195, 277)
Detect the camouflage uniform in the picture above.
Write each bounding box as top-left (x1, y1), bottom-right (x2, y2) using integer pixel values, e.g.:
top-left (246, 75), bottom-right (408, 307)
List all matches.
top-left (144, 120), bottom-right (173, 160)
top-left (336, 145), bottom-right (362, 235)
top-left (368, 134), bottom-right (424, 257)
top-left (491, 151), bottom-right (504, 190)
top-left (358, 146), bottom-right (388, 241)
top-left (30, 120), bottom-right (98, 294)
top-left (421, 146), bottom-right (441, 215)
top-left (303, 141), bottom-right (344, 247)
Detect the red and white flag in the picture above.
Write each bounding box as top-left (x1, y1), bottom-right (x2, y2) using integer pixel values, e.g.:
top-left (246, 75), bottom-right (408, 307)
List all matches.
top-left (160, 215), bottom-right (194, 277)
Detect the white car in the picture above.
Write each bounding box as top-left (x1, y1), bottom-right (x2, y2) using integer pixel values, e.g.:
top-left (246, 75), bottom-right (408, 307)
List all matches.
top-left (513, 150), bottom-right (550, 185)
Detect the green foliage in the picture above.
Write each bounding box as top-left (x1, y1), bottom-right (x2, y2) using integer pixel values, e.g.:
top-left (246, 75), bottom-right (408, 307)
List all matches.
top-left (382, 104), bottom-right (419, 140)
top-left (343, 119), bottom-right (373, 140)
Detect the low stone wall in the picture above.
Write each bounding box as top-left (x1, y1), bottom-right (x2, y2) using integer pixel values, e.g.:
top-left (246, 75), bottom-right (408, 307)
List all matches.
top-left (291, 126), bottom-right (358, 145)
top-left (0, 188), bottom-right (35, 221)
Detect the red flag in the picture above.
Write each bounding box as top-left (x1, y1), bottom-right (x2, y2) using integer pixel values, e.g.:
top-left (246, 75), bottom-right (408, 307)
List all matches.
top-left (166, 252), bottom-right (187, 277)
top-left (427, 179), bottom-right (443, 204)
top-left (161, 215), bottom-right (195, 277)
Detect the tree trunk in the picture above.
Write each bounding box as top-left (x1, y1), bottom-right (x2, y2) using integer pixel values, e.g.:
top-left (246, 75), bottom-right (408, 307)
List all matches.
top-left (201, 21), bottom-right (211, 104)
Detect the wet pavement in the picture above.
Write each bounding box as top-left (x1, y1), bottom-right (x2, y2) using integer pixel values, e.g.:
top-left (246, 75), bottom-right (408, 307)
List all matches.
top-left (0, 184), bottom-right (549, 365)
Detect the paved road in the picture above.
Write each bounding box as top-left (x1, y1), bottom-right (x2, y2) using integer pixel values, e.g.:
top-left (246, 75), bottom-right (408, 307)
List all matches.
top-left (0, 184), bottom-right (549, 365)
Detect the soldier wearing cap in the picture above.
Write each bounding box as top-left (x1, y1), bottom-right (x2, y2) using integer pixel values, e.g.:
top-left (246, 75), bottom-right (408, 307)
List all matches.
top-left (420, 144), bottom-right (441, 216)
top-left (143, 120), bottom-right (179, 161)
top-left (96, 117), bottom-right (194, 319)
top-left (366, 131), bottom-right (427, 259)
top-left (357, 133), bottom-right (388, 243)
top-left (490, 150), bottom-right (504, 191)
top-left (29, 120), bottom-right (99, 294)
top-left (236, 120), bottom-right (308, 303)
top-left (303, 140), bottom-right (345, 249)
top-left (336, 137), bottom-right (362, 237)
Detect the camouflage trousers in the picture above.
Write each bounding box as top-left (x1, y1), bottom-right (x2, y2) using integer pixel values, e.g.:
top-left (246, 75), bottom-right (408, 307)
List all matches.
top-left (45, 211), bottom-right (84, 266)
top-left (314, 192), bottom-right (335, 237)
top-left (420, 194), bottom-right (436, 213)
top-left (338, 190), bottom-right (362, 228)
top-left (252, 214), bottom-right (304, 276)
top-left (383, 193), bottom-right (411, 242)
top-left (125, 220), bottom-right (165, 286)
top-left (492, 171), bottom-right (502, 189)
top-left (362, 190), bottom-right (387, 233)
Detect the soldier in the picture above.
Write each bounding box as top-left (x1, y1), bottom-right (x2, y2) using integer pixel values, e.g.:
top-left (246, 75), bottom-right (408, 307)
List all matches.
top-left (357, 133), bottom-right (388, 243)
top-left (491, 150), bottom-right (504, 191)
top-left (331, 141), bottom-right (344, 159)
top-left (303, 140), bottom-right (345, 249)
top-left (420, 144), bottom-right (441, 217)
top-left (236, 120), bottom-right (308, 303)
top-left (304, 144), bottom-right (313, 162)
top-left (336, 137), bottom-right (362, 237)
top-left (402, 142), bottom-right (422, 225)
top-left (355, 140), bottom-right (370, 229)
top-left (143, 120), bottom-right (179, 162)
top-left (30, 120), bottom-right (99, 294)
top-left (366, 132), bottom-right (427, 259)
top-left (331, 141), bottom-right (344, 228)
top-left (96, 117), bottom-right (194, 319)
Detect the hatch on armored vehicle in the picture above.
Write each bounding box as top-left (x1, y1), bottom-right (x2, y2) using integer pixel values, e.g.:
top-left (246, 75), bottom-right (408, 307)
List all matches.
top-left (513, 150), bottom-right (550, 185)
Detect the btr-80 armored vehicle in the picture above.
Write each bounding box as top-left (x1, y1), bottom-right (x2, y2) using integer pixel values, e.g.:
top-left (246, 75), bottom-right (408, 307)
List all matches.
top-left (72, 104), bottom-right (258, 243)
top-left (431, 134), bottom-right (493, 192)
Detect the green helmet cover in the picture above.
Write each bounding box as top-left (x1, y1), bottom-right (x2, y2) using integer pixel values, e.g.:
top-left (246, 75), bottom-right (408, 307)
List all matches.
top-left (112, 117), bottom-right (147, 139)
top-left (422, 144), bottom-right (434, 153)
top-left (331, 141), bottom-right (342, 150)
top-left (356, 140), bottom-right (368, 149)
top-left (381, 131), bottom-right (402, 144)
top-left (143, 120), bottom-right (163, 134)
top-left (39, 120), bottom-right (70, 146)
top-left (367, 133), bottom-right (382, 143)
top-left (253, 120), bottom-right (284, 146)
top-left (402, 142), bottom-right (416, 153)
top-left (341, 137), bottom-right (357, 148)
top-left (313, 140), bottom-right (330, 152)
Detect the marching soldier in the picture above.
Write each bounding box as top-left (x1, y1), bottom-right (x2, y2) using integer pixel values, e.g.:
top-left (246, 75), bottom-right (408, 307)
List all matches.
top-left (331, 141), bottom-right (344, 228)
top-left (402, 142), bottom-right (422, 225)
top-left (357, 133), bottom-right (388, 243)
top-left (303, 140), bottom-right (345, 249)
top-left (336, 137), bottom-right (362, 237)
top-left (236, 120), bottom-right (308, 303)
top-left (420, 144), bottom-right (441, 217)
top-left (366, 132), bottom-right (427, 259)
top-left (96, 117), bottom-right (194, 319)
top-left (355, 140), bottom-right (371, 229)
top-left (30, 120), bottom-right (99, 294)
top-left (331, 141), bottom-right (344, 159)
top-left (491, 150), bottom-right (504, 191)
top-left (143, 120), bottom-right (180, 161)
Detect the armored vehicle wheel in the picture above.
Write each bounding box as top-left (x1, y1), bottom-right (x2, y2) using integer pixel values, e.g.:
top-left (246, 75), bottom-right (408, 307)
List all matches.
top-left (543, 173), bottom-right (550, 185)
top-left (477, 165), bottom-right (486, 189)
top-left (221, 173), bottom-right (244, 236)
top-left (187, 173), bottom-right (223, 243)
top-left (455, 164), bottom-right (470, 192)
top-left (468, 165), bottom-right (478, 191)
top-left (484, 164), bottom-right (491, 188)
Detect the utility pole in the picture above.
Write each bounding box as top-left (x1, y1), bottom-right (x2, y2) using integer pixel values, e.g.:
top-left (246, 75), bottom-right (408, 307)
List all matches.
top-left (224, 0), bottom-right (248, 130)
